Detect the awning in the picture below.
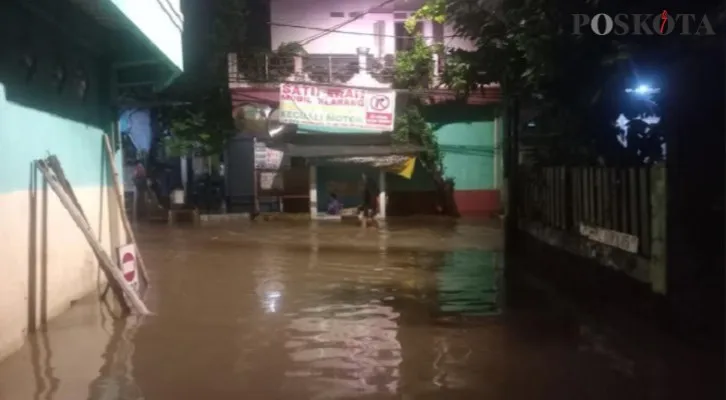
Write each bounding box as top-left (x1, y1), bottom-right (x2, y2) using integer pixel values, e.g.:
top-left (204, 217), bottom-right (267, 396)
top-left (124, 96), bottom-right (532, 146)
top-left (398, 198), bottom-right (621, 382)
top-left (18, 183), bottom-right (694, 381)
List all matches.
top-left (281, 143), bottom-right (423, 159)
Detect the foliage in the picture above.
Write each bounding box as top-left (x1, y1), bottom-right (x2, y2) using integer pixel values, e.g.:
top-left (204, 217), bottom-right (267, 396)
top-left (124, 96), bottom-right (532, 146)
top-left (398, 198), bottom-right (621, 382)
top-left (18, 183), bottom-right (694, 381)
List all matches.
top-left (238, 42), bottom-right (307, 82)
top-left (441, 0), bottom-right (723, 165)
top-left (393, 36), bottom-right (437, 90)
top-left (157, 0), bottom-right (253, 157)
top-left (158, 87), bottom-right (234, 157)
top-left (391, 9), bottom-right (447, 179)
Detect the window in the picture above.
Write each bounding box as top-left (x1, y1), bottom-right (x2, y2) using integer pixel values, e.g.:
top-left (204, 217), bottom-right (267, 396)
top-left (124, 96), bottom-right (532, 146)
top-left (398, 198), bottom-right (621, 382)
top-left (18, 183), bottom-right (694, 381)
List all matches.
top-left (330, 12), bottom-right (344, 17)
top-left (373, 20), bottom-right (385, 58)
top-left (432, 22), bottom-right (444, 44)
top-left (349, 11), bottom-right (362, 17)
top-left (394, 21), bottom-right (421, 52)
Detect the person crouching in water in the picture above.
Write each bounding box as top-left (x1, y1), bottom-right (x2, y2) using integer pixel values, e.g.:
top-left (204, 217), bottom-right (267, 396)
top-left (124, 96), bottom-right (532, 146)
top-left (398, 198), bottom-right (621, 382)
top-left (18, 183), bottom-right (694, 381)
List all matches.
top-left (358, 173), bottom-right (378, 227)
top-left (327, 192), bottom-right (343, 215)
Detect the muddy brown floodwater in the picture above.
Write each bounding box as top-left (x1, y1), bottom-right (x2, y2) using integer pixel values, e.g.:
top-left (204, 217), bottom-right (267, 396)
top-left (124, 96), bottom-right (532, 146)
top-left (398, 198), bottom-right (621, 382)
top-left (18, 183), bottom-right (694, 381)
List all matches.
top-left (0, 220), bottom-right (721, 400)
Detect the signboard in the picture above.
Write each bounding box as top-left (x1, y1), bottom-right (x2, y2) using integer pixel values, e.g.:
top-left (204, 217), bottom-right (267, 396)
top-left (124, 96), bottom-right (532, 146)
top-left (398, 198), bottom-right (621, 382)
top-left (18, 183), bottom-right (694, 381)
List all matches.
top-left (278, 83), bottom-right (396, 131)
top-left (259, 172), bottom-right (284, 191)
top-left (579, 223), bottom-right (639, 253)
top-left (117, 243), bottom-right (140, 293)
top-left (254, 142), bottom-right (287, 170)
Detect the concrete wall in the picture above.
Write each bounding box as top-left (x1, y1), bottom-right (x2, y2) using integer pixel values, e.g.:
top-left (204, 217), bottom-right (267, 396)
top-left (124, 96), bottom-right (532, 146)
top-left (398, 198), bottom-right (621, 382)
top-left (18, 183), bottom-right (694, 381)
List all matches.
top-left (0, 2), bottom-right (126, 362)
top-left (430, 105), bottom-right (501, 214)
top-left (269, 0), bottom-right (474, 54)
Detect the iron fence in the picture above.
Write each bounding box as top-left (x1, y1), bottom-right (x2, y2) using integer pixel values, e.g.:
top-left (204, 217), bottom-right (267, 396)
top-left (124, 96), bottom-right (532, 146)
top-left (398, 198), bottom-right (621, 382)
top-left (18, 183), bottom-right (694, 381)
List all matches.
top-left (519, 166), bottom-right (653, 257)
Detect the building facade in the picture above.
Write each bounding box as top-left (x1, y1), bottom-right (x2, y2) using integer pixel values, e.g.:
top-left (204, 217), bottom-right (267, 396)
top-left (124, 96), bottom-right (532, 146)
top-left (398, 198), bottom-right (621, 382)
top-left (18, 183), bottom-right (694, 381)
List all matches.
top-left (0, 0), bottom-right (183, 361)
top-left (269, 0), bottom-right (475, 56)
top-left (229, 0), bottom-right (502, 217)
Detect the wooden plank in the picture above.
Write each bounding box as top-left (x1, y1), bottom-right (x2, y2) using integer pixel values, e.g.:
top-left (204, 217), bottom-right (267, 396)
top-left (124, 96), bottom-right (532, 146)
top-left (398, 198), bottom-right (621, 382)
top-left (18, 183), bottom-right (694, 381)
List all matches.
top-left (628, 168), bottom-right (639, 237)
top-left (611, 168), bottom-right (619, 228)
top-left (596, 168), bottom-right (604, 226)
top-left (639, 168), bottom-right (651, 256)
top-left (582, 168), bottom-right (590, 224)
top-left (560, 167), bottom-right (572, 229)
top-left (572, 168), bottom-right (580, 230)
top-left (560, 167), bottom-right (567, 229)
top-left (602, 168), bottom-right (611, 229)
top-left (552, 168), bottom-right (560, 228)
top-left (620, 168), bottom-right (628, 233)
top-left (103, 135), bottom-right (151, 287)
top-left (608, 168), bottom-right (617, 229)
top-left (548, 168), bottom-right (555, 226)
top-left (555, 167), bottom-right (562, 227)
top-left (561, 168), bottom-right (568, 229)
top-left (38, 161), bottom-right (150, 315)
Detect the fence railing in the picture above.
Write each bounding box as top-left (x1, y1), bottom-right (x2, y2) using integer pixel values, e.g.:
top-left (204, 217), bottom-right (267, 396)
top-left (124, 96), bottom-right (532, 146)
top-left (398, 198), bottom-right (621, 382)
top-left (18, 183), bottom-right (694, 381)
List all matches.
top-left (228, 53), bottom-right (445, 86)
top-left (519, 166), bottom-right (653, 257)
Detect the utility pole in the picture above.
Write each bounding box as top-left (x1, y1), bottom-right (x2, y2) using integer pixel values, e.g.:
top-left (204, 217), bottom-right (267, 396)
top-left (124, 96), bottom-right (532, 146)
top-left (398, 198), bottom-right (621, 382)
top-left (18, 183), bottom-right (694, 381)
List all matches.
top-left (504, 95), bottom-right (520, 258)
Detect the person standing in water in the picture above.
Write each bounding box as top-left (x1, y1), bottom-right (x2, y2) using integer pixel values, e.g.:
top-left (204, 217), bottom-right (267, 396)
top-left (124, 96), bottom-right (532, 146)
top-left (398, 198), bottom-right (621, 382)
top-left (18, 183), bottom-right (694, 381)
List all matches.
top-left (327, 192), bottom-right (343, 215)
top-left (359, 173), bottom-right (378, 223)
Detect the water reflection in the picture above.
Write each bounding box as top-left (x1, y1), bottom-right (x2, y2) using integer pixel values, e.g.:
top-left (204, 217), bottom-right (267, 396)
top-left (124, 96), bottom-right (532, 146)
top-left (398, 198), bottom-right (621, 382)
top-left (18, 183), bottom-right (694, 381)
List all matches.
top-left (29, 327), bottom-right (59, 400)
top-left (255, 248), bottom-right (285, 314)
top-left (87, 316), bottom-right (144, 400)
top-left (0, 221), bottom-right (720, 400)
top-left (436, 250), bottom-right (503, 317)
top-left (285, 302), bottom-right (402, 399)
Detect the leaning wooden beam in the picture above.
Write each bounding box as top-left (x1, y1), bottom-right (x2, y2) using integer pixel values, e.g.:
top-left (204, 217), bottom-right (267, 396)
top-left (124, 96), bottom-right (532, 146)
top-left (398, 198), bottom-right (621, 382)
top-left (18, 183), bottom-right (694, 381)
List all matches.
top-left (102, 134), bottom-right (151, 286)
top-left (44, 155), bottom-right (129, 311)
top-left (37, 161), bottom-right (151, 315)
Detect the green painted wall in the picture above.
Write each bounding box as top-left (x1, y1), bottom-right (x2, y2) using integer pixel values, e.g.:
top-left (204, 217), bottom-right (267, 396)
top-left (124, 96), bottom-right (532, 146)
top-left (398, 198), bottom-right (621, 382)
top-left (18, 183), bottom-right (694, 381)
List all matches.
top-left (0, 1), bottom-right (119, 194)
top-left (427, 104), bottom-right (498, 191)
top-left (313, 104), bottom-right (499, 207)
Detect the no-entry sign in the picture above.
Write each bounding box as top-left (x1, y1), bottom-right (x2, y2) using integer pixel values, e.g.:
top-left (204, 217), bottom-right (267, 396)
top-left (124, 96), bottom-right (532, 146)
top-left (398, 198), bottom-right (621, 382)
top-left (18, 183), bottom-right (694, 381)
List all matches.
top-left (117, 243), bottom-right (140, 293)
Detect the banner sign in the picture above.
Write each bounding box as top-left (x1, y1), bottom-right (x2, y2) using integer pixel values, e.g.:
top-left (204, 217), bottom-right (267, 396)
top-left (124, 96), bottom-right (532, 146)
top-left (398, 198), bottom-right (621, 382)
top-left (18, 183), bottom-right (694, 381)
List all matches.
top-left (259, 172), bottom-right (284, 191)
top-left (579, 223), bottom-right (639, 253)
top-left (278, 83), bottom-right (396, 131)
top-left (254, 141), bottom-right (287, 170)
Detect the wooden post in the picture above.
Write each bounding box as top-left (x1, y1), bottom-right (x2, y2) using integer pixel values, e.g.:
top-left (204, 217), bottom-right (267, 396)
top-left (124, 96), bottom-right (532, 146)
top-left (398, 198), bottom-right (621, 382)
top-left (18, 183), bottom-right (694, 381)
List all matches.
top-left (619, 168), bottom-right (628, 232)
top-left (583, 168), bottom-right (592, 224)
top-left (103, 135), bottom-right (151, 286)
top-left (638, 168), bottom-right (651, 256)
top-left (253, 170), bottom-right (260, 214)
top-left (308, 165), bottom-right (317, 220)
top-left (38, 162), bottom-right (150, 315)
top-left (328, 56), bottom-right (333, 82)
top-left (628, 168), bottom-right (639, 237)
top-left (596, 168), bottom-right (604, 226)
top-left (378, 169), bottom-right (387, 220)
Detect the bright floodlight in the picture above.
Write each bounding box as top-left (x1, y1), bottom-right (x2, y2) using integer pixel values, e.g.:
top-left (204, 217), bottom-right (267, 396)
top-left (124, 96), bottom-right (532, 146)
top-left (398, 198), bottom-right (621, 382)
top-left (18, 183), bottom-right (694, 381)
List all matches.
top-left (635, 85), bottom-right (650, 94)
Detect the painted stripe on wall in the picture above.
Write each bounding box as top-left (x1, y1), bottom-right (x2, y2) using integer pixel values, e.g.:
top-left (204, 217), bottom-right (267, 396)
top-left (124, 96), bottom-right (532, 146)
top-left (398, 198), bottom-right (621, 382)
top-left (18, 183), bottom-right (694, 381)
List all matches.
top-left (0, 85), bottom-right (121, 195)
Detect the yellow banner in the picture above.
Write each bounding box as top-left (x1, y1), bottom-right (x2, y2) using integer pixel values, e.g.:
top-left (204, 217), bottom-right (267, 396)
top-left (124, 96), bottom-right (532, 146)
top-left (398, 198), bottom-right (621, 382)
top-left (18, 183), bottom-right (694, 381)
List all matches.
top-left (386, 157), bottom-right (416, 179)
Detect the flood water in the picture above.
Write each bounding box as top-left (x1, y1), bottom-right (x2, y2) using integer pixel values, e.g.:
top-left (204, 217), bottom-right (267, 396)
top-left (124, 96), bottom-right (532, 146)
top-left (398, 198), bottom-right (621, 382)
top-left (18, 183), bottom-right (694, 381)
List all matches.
top-left (0, 220), bottom-right (721, 399)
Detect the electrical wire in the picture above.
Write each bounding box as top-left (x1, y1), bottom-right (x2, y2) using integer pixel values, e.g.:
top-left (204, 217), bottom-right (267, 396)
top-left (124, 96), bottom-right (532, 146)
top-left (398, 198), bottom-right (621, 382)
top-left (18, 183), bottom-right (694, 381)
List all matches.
top-left (154, 0), bottom-right (182, 32)
top-left (298, 0), bottom-right (397, 46)
top-left (161, 0), bottom-right (184, 26)
top-left (269, 21), bottom-right (460, 40)
top-left (278, 78), bottom-right (500, 94)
